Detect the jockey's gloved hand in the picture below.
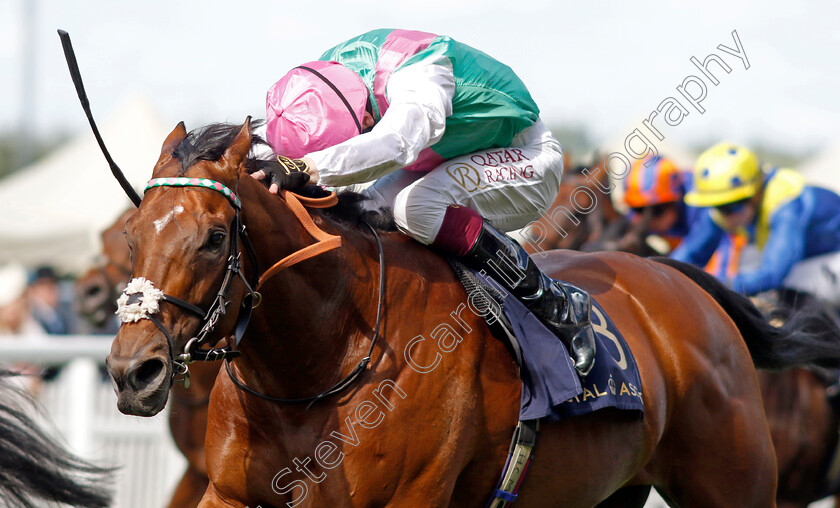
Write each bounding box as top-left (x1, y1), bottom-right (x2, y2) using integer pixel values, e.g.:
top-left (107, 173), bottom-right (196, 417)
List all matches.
top-left (251, 155), bottom-right (312, 194)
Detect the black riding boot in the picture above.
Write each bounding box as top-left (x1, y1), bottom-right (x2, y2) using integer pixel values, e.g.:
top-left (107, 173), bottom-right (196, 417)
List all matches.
top-left (463, 222), bottom-right (597, 376)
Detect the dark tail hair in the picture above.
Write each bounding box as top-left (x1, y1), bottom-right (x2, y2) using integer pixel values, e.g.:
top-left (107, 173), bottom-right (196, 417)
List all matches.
top-left (0, 369), bottom-right (114, 508)
top-left (652, 257), bottom-right (840, 370)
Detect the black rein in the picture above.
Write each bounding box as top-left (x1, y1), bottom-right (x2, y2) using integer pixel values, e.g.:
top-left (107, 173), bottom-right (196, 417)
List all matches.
top-left (224, 220), bottom-right (385, 409)
top-left (58, 28), bottom-right (384, 408)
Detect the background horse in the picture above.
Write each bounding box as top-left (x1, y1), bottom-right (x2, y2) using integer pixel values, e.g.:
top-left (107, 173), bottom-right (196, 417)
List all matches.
top-left (760, 368), bottom-right (839, 508)
top-left (75, 209), bottom-right (215, 508)
top-left (76, 208), bottom-right (134, 329)
top-left (0, 368), bottom-right (112, 508)
top-left (522, 156), bottom-right (624, 254)
top-left (106, 120), bottom-right (840, 507)
top-left (523, 157), bottom-right (659, 257)
top-left (757, 296), bottom-right (840, 508)
top-left (578, 194), bottom-right (840, 507)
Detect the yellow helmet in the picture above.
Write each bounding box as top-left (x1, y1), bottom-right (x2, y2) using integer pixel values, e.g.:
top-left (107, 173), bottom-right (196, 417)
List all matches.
top-left (684, 142), bottom-right (761, 207)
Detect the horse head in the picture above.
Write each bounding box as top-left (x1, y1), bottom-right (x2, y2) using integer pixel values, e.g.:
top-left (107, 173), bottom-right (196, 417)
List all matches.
top-left (75, 209), bottom-right (134, 328)
top-left (106, 119), bottom-right (255, 416)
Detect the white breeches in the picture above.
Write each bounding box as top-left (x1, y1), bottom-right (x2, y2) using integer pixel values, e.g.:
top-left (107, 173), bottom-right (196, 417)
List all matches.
top-left (781, 251), bottom-right (840, 305)
top-left (361, 119), bottom-right (563, 244)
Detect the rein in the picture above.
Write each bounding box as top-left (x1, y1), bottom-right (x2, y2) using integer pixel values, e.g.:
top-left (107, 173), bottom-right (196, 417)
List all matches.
top-left (131, 178), bottom-right (262, 388)
top-left (256, 191), bottom-right (342, 289)
top-left (132, 177), bottom-right (378, 408)
top-left (225, 218), bottom-right (385, 408)
top-left (58, 29), bottom-right (381, 406)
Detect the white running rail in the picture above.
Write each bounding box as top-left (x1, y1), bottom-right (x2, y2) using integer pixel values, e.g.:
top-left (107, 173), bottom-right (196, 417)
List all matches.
top-left (0, 335), bottom-right (187, 508)
top-left (4, 337), bottom-right (834, 508)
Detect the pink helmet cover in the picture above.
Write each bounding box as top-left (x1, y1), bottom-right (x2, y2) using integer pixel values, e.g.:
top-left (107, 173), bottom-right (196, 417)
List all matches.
top-left (266, 61), bottom-right (369, 159)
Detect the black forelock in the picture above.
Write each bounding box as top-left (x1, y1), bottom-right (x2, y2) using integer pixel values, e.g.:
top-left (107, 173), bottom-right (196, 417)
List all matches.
top-left (173, 121), bottom-right (271, 174)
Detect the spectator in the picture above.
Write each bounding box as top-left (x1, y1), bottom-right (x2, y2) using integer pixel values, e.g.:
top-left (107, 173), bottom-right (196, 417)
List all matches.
top-left (26, 266), bottom-right (71, 335)
top-left (0, 263), bottom-right (45, 336)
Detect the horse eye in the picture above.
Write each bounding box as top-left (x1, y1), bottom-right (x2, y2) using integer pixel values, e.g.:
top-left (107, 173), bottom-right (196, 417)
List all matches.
top-left (208, 231), bottom-right (226, 247)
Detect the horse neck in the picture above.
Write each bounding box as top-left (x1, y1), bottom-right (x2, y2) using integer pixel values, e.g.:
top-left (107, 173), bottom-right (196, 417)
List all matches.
top-left (588, 160), bottom-right (620, 221)
top-left (234, 179), bottom-right (381, 398)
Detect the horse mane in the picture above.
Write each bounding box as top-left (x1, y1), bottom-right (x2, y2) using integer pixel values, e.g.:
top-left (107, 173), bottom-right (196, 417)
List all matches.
top-left (174, 122), bottom-right (398, 232)
top-left (0, 369), bottom-right (113, 508)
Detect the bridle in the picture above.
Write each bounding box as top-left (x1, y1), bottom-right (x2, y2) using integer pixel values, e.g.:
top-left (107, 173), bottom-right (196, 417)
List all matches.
top-left (224, 216), bottom-right (385, 408)
top-left (140, 179), bottom-right (384, 407)
top-left (59, 28), bottom-right (384, 406)
top-left (138, 178), bottom-right (261, 389)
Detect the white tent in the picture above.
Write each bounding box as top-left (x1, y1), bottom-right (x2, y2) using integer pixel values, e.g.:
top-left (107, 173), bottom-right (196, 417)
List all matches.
top-left (0, 93), bottom-right (173, 274)
top-left (799, 140), bottom-right (840, 193)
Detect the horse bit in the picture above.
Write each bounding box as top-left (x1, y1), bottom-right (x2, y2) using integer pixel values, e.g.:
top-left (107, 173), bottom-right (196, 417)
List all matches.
top-left (116, 178), bottom-right (261, 389)
top-left (60, 29), bottom-right (384, 405)
top-left (117, 178), bottom-right (384, 407)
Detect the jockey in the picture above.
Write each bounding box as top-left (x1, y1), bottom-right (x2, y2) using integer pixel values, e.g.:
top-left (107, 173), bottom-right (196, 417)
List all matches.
top-left (253, 29), bottom-right (597, 375)
top-left (671, 142), bottom-right (840, 302)
top-left (623, 155), bottom-right (698, 253)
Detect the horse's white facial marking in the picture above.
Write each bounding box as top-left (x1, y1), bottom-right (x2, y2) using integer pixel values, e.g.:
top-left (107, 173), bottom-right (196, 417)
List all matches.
top-left (154, 205), bottom-right (184, 234)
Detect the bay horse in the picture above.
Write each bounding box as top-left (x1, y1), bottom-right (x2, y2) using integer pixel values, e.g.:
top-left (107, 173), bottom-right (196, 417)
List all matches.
top-left (0, 369), bottom-right (113, 508)
top-left (760, 368), bottom-right (839, 508)
top-left (522, 157), bottom-right (660, 258)
top-left (757, 296), bottom-right (840, 508)
top-left (657, 267), bottom-right (840, 508)
top-left (522, 157), bottom-right (626, 255)
top-left (75, 209), bottom-right (216, 508)
top-left (590, 231), bottom-right (840, 508)
top-left (76, 208), bottom-right (134, 329)
top-left (582, 213), bottom-right (840, 506)
top-left (106, 119), bottom-right (840, 507)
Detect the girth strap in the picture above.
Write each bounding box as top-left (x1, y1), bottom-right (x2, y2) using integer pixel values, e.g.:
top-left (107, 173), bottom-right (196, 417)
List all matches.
top-left (486, 420), bottom-right (540, 508)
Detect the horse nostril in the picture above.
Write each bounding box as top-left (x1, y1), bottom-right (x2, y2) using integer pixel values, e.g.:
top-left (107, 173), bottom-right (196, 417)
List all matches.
top-left (113, 375), bottom-right (125, 393)
top-left (128, 359), bottom-right (165, 390)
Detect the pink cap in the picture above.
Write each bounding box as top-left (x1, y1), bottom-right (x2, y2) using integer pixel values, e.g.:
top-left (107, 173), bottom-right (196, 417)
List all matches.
top-left (266, 61), bottom-right (369, 158)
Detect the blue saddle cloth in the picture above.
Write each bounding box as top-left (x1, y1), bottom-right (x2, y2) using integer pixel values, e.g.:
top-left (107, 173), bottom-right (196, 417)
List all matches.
top-left (471, 270), bottom-right (644, 422)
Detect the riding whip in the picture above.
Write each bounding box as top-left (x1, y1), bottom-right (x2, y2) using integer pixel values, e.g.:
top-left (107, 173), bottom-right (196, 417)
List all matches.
top-left (57, 29), bottom-right (142, 207)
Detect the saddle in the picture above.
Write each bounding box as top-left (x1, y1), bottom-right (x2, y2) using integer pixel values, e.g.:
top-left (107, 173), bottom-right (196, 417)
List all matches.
top-left (447, 259), bottom-right (523, 366)
top-left (447, 259), bottom-right (644, 506)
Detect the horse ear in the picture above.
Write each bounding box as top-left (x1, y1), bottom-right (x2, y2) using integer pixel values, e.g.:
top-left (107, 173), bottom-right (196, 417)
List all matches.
top-left (154, 122), bottom-right (187, 172)
top-left (221, 117), bottom-right (252, 173)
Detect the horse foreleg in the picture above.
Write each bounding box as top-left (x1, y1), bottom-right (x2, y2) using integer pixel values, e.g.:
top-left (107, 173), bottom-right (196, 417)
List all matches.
top-left (166, 466), bottom-right (210, 508)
